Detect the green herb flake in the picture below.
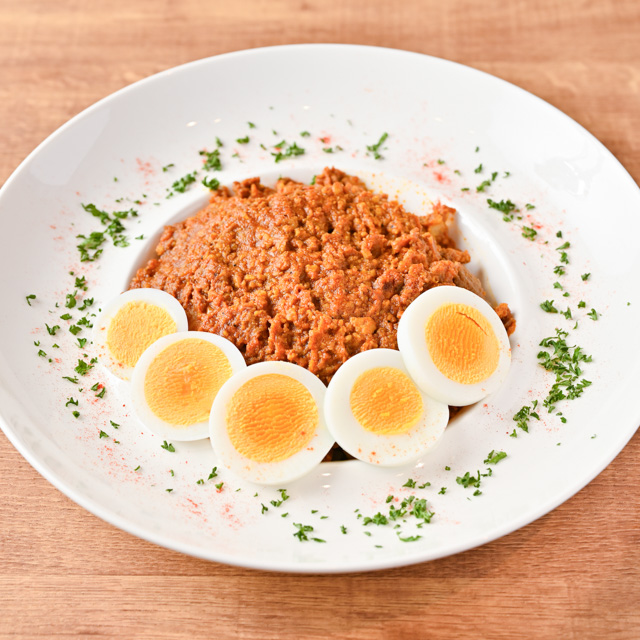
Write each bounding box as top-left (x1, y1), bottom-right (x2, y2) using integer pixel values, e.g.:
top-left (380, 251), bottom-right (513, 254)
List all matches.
top-left (99, 430), bottom-right (109, 439)
top-left (587, 308), bottom-right (599, 321)
top-left (236, 136), bottom-right (250, 144)
top-left (202, 176), bottom-right (220, 190)
top-left (272, 141), bottom-right (306, 163)
top-left (199, 148), bottom-right (222, 171)
top-left (293, 522), bottom-right (314, 542)
top-left (525, 203), bottom-right (536, 210)
top-left (487, 199), bottom-right (517, 215)
top-left (340, 525), bottom-right (347, 534)
top-left (402, 478), bottom-right (416, 488)
top-left (581, 273), bottom-right (591, 281)
top-left (215, 482), bottom-right (224, 491)
top-left (397, 533), bottom-right (422, 542)
top-left (208, 467), bottom-right (218, 479)
top-left (474, 163), bottom-right (483, 173)
top-left (366, 132), bottom-right (388, 160)
top-left (162, 163), bottom-right (175, 172)
top-left (540, 300), bottom-right (559, 313)
top-left (484, 450), bottom-right (507, 465)
top-left (26, 294), bottom-right (36, 306)
top-left (438, 487), bottom-right (447, 495)
top-left (522, 226), bottom-right (537, 241)
top-left (161, 440), bottom-right (176, 452)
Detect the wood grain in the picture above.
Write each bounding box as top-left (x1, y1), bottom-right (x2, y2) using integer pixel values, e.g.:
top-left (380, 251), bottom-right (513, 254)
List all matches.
top-left (1, 0), bottom-right (639, 638)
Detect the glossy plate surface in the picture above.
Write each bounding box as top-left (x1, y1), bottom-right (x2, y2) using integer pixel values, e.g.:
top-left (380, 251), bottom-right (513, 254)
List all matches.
top-left (0, 45), bottom-right (638, 573)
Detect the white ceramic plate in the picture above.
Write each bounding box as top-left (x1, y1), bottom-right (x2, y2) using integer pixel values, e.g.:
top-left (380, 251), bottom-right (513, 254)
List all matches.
top-left (1, 45), bottom-right (639, 573)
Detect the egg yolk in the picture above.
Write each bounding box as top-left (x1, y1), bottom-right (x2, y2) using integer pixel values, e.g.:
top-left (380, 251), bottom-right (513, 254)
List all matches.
top-left (107, 301), bottom-right (177, 368)
top-left (144, 339), bottom-right (232, 426)
top-left (226, 374), bottom-right (317, 463)
top-left (425, 303), bottom-right (499, 385)
top-left (350, 367), bottom-right (423, 435)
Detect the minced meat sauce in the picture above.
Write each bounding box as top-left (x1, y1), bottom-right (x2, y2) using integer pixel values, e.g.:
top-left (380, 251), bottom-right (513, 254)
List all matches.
top-left (130, 167), bottom-right (515, 384)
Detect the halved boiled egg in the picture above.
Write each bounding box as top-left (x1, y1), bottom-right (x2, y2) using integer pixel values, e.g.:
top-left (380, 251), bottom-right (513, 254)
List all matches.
top-left (324, 349), bottom-right (449, 466)
top-left (131, 331), bottom-right (246, 441)
top-left (397, 286), bottom-right (511, 406)
top-left (93, 288), bottom-right (188, 380)
top-left (209, 362), bottom-right (334, 485)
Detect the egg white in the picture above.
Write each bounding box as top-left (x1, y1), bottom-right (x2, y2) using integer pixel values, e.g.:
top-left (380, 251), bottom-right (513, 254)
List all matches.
top-left (93, 288), bottom-right (189, 380)
top-left (209, 361), bottom-right (334, 485)
top-left (324, 349), bottom-right (449, 467)
top-left (397, 286), bottom-right (511, 406)
top-left (131, 331), bottom-right (246, 441)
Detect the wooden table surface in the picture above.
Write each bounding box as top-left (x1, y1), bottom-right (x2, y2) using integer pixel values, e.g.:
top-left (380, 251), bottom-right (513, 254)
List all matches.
top-left (1, 1), bottom-right (639, 638)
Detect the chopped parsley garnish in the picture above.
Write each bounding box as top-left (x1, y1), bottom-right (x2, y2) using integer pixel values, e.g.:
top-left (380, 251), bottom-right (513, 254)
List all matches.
top-left (578, 301), bottom-right (586, 308)
top-left (200, 148), bottom-right (222, 171)
top-left (402, 478), bottom-right (416, 488)
top-left (476, 179), bottom-right (492, 193)
top-left (587, 308), bottom-right (599, 321)
top-left (74, 359), bottom-right (94, 376)
top-left (208, 467), bottom-right (218, 479)
top-left (236, 136), bottom-right (250, 144)
top-left (134, 465), bottom-right (141, 471)
top-left (513, 401), bottom-right (540, 433)
top-left (417, 482), bottom-right (431, 489)
top-left (270, 489), bottom-right (290, 508)
top-left (537, 328), bottom-right (592, 412)
top-left (65, 397), bottom-right (78, 407)
top-left (484, 450), bottom-right (507, 465)
top-left (261, 503), bottom-right (269, 514)
top-left (487, 199), bottom-right (517, 215)
top-left (46, 323), bottom-right (60, 336)
top-left (99, 430), bottom-right (109, 439)
top-left (554, 265), bottom-right (566, 276)
top-left (522, 226), bottom-right (537, 241)
top-left (247, 122), bottom-right (256, 129)
top-left (438, 487), bottom-right (447, 495)
top-left (272, 141), bottom-right (305, 163)
top-left (62, 375), bottom-right (79, 384)
top-left (363, 512), bottom-right (388, 526)
top-left (397, 533), bottom-right (422, 542)
top-left (60, 313), bottom-right (72, 320)
top-left (76, 337), bottom-right (87, 348)
top-left (525, 203), bottom-right (536, 210)
top-left (202, 176), bottom-right (220, 190)
top-left (474, 163), bottom-right (483, 173)
top-left (169, 171), bottom-right (198, 195)
top-left (581, 273), bottom-right (591, 281)
top-left (300, 131), bottom-right (310, 137)
top-left (340, 525), bottom-right (347, 534)
top-left (540, 300), bottom-right (559, 313)
top-left (161, 440), bottom-right (176, 452)
top-left (65, 293), bottom-right (76, 309)
top-left (456, 471), bottom-right (480, 489)
top-left (215, 482), bottom-right (224, 491)
top-left (26, 294), bottom-right (36, 306)
top-left (110, 421), bottom-right (119, 428)
top-left (72, 411), bottom-right (80, 419)
top-left (293, 522), bottom-right (315, 541)
top-left (366, 132), bottom-right (388, 160)
top-left (162, 163), bottom-right (175, 172)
